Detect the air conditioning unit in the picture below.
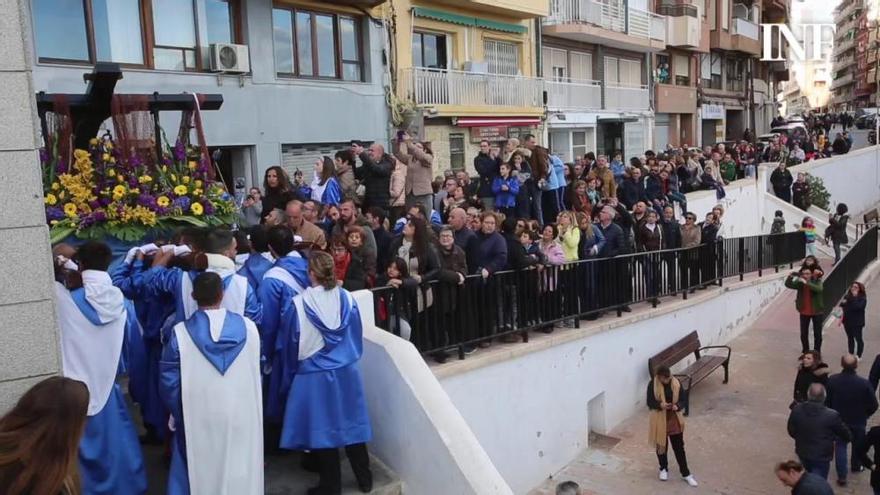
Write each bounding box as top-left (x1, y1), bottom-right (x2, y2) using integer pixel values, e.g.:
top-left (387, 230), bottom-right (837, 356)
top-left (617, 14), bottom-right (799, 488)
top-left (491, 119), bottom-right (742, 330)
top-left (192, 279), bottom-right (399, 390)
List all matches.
top-left (210, 43), bottom-right (250, 73)
top-left (462, 61), bottom-right (489, 73)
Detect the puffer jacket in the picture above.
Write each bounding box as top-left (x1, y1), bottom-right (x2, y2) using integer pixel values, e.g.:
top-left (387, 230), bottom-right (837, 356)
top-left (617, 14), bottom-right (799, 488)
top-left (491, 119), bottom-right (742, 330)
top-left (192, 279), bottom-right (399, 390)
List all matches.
top-left (787, 400), bottom-right (851, 461)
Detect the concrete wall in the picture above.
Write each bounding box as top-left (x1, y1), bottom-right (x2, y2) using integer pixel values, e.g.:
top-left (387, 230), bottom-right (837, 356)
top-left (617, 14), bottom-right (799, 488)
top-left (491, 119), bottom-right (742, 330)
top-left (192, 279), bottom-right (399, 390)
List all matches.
top-left (687, 177), bottom-right (762, 238)
top-left (789, 145), bottom-right (880, 218)
top-left (26, 0), bottom-right (390, 182)
top-left (436, 274), bottom-right (788, 493)
top-left (352, 291), bottom-right (513, 495)
top-left (0, 0), bottom-right (60, 412)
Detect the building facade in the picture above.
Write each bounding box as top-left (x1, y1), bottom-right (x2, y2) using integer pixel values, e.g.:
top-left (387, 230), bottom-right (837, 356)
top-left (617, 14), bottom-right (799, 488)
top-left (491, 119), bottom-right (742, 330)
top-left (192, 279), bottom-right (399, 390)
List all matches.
top-left (386, 0), bottom-right (547, 174)
top-left (27, 0), bottom-right (391, 191)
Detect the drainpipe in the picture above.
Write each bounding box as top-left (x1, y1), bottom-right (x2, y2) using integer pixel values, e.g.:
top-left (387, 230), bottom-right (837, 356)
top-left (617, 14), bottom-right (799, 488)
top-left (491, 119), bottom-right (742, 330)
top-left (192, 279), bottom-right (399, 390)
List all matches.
top-left (748, 57), bottom-right (757, 141)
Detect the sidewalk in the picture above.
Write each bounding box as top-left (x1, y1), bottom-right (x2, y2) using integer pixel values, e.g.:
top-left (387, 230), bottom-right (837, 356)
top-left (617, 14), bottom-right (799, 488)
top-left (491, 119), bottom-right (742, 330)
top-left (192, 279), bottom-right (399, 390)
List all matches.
top-left (530, 264), bottom-right (880, 495)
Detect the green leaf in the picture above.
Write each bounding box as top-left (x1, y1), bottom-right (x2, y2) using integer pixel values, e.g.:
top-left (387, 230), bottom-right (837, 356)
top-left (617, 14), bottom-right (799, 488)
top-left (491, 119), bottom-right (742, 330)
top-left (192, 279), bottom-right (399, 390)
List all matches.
top-left (49, 225), bottom-right (76, 244)
top-left (172, 216), bottom-right (209, 227)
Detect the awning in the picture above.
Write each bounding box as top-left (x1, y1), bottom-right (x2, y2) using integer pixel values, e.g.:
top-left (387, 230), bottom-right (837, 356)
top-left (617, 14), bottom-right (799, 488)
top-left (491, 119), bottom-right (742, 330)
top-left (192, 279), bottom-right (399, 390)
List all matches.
top-left (412, 7), bottom-right (527, 34)
top-left (456, 117), bottom-right (541, 127)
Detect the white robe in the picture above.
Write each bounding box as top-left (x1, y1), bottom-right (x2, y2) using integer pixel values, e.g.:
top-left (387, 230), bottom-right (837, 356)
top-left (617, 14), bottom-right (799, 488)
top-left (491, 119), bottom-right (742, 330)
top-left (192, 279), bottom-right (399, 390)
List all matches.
top-left (174, 309), bottom-right (263, 495)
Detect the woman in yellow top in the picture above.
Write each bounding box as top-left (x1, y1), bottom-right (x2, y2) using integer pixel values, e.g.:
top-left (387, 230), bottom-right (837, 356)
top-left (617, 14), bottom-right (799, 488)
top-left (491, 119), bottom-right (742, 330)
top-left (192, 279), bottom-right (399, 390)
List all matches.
top-left (557, 210), bottom-right (581, 262)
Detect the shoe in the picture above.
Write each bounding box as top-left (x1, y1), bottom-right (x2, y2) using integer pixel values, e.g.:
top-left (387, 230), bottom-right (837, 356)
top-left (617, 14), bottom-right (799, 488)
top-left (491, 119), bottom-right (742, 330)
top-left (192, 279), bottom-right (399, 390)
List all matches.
top-left (356, 471), bottom-right (373, 493)
top-left (659, 469), bottom-right (669, 481)
top-left (463, 345), bottom-right (477, 355)
top-left (683, 475), bottom-right (698, 487)
top-left (837, 479), bottom-right (847, 487)
top-left (852, 466), bottom-right (864, 473)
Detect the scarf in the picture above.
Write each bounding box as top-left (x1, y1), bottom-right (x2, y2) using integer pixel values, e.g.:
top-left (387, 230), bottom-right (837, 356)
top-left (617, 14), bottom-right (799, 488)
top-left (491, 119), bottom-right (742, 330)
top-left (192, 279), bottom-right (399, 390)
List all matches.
top-left (648, 376), bottom-right (685, 453)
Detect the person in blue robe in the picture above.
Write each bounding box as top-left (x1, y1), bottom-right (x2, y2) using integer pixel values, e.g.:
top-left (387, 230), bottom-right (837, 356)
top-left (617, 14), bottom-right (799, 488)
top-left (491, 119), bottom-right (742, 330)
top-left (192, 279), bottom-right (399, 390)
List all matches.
top-left (237, 225), bottom-right (275, 291)
top-left (55, 241), bottom-right (147, 495)
top-left (259, 226), bottom-right (310, 422)
top-left (160, 272), bottom-right (263, 495)
top-left (310, 156), bottom-right (343, 207)
top-left (141, 229), bottom-right (262, 327)
top-left (279, 251), bottom-right (373, 495)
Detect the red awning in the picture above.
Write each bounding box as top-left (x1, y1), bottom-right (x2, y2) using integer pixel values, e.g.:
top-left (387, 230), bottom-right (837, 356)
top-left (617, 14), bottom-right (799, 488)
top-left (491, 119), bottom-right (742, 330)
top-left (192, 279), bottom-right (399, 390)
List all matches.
top-left (456, 117), bottom-right (542, 127)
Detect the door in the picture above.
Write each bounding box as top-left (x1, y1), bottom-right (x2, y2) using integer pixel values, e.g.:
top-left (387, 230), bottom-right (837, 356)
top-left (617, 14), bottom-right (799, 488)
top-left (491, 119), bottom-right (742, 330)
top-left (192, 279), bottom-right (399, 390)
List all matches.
top-left (654, 114), bottom-right (670, 150)
top-left (624, 122), bottom-right (645, 160)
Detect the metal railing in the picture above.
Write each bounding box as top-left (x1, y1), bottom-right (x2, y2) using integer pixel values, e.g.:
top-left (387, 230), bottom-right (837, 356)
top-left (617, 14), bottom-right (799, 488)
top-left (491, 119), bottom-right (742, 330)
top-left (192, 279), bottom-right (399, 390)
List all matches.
top-left (545, 78), bottom-right (602, 110)
top-left (399, 67), bottom-right (544, 108)
top-left (732, 17), bottom-right (759, 40)
top-left (657, 3), bottom-right (699, 17)
top-left (822, 225), bottom-right (878, 322)
top-left (605, 83), bottom-right (650, 110)
top-left (371, 231), bottom-right (806, 359)
top-left (545, 0), bottom-right (665, 42)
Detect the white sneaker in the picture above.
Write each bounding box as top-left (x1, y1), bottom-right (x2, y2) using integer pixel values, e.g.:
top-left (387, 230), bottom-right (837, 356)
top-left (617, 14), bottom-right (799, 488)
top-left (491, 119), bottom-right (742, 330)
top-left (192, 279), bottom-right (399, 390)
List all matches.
top-left (683, 475), bottom-right (698, 487)
top-left (659, 469), bottom-right (668, 481)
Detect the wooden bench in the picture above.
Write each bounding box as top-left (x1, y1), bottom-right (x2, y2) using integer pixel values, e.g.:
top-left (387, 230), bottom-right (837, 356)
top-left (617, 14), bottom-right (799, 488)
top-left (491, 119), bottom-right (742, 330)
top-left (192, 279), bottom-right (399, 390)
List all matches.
top-left (648, 331), bottom-right (731, 416)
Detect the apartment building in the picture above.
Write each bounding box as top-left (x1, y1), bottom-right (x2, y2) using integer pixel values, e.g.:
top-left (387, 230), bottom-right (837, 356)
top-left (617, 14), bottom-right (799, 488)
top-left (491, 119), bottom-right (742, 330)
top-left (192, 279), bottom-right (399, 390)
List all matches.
top-left (541, 0), bottom-right (665, 159)
top-left (698, 0), bottom-right (762, 144)
top-left (830, 0), bottom-right (862, 110)
top-left (27, 0), bottom-right (390, 190)
top-left (386, 0), bottom-right (548, 173)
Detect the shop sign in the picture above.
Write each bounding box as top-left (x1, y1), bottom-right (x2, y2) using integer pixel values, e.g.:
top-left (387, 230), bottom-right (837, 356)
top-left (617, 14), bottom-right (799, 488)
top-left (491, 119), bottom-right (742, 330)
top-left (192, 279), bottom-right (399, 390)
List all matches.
top-left (470, 126), bottom-right (508, 142)
top-left (701, 104), bottom-right (725, 119)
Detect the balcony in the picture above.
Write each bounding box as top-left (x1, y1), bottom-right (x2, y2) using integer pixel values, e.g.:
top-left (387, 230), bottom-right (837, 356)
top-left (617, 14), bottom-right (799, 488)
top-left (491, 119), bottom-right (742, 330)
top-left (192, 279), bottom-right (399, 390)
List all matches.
top-left (834, 0), bottom-right (861, 23)
top-left (543, 0), bottom-right (666, 52)
top-left (836, 55), bottom-right (856, 69)
top-left (659, 4), bottom-right (702, 49)
top-left (834, 38), bottom-right (856, 56)
top-left (399, 68), bottom-right (544, 117)
top-left (604, 83), bottom-right (650, 110)
top-left (545, 78), bottom-right (602, 110)
top-left (731, 17), bottom-right (761, 55)
top-left (831, 72), bottom-right (854, 90)
top-left (655, 83), bottom-right (697, 113)
top-left (837, 19), bottom-right (857, 38)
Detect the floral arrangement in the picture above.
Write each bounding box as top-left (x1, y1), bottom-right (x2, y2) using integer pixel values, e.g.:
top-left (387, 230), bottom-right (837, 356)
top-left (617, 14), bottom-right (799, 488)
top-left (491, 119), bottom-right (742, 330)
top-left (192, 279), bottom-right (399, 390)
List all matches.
top-left (42, 136), bottom-right (236, 243)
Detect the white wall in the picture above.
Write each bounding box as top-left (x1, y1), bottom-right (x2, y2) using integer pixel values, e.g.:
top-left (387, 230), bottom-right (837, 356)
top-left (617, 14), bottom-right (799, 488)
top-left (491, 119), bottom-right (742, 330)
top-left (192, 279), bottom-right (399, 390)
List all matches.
top-left (436, 276), bottom-right (787, 494)
top-left (352, 291), bottom-right (513, 495)
top-left (790, 145), bottom-right (880, 217)
top-left (687, 178), bottom-right (762, 238)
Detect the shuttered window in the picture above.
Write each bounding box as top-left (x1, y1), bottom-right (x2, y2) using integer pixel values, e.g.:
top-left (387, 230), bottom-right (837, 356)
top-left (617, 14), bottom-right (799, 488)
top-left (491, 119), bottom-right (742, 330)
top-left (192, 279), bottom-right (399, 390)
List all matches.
top-left (484, 39), bottom-right (519, 75)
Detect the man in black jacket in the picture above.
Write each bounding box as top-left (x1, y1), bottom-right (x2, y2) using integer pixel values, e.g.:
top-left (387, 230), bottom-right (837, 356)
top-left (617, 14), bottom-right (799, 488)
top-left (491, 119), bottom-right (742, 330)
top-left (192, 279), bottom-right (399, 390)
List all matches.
top-left (353, 142), bottom-right (393, 211)
top-left (788, 383), bottom-right (852, 480)
top-left (474, 140), bottom-right (501, 211)
top-left (826, 354), bottom-right (878, 485)
top-left (448, 207), bottom-right (479, 274)
top-left (832, 133), bottom-right (850, 155)
top-left (365, 207), bottom-right (393, 274)
top-left (596, 205), bottom-right (631, 312)
top-left (775, 460), bottom-right (834, 495)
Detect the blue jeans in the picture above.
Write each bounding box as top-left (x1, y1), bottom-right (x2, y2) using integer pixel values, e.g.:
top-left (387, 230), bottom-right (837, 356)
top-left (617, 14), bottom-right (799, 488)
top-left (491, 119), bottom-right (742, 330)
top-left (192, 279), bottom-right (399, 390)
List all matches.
top-left (799, 457), bottom-right (830, 479)
top-left (835, 424), bottom-right (866, 480)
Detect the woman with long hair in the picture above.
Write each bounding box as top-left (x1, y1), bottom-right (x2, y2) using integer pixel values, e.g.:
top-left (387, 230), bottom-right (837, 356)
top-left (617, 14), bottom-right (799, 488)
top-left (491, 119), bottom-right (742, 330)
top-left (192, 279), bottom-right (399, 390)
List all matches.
top-left (261, 166), bottom-right (294, 223)
top-left (840, 282), bottom-right (868, 357)
top-left (310, 156), bottom-right (342, 207)
top-left (791, 350), bottom-right (829, 406)
top-left (557, 210), bottom-right (581, 262)
top-left (647, 366), bottom-right (698, 486)
top-left (0, 376), bottom-right (89, 495)
top-left (828, 203), bottom-right (850, 264)
top-left (389, 217), bottom-right (440, 316)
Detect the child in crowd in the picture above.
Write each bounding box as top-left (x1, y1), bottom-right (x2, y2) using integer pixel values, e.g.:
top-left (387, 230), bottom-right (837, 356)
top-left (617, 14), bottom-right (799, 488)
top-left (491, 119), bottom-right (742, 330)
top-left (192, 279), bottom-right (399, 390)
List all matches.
top-left (799, 216), bottom-right (818, 257)
top-left (492, 162), bottom-right (520, 219)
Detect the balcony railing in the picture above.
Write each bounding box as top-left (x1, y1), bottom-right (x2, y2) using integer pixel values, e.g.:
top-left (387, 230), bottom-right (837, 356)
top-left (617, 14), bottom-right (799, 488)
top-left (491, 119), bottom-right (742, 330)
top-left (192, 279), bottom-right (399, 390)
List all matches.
top-left (400, 67), bottom-right (544, 108)
top-left (831, 72), bottom-right (854, 89)
top-left (732, 17), bottom-right (759, 40)
top-left (545, 78), bottom-right (602, 110)
top-left (657, 3), bottom-right (698, 17)
top-left (834, 38), bottom-right (856, 55)
top-left (605, 83), bottom-right (650, 110)
top-left (545, 0), bottom-right (665, 42)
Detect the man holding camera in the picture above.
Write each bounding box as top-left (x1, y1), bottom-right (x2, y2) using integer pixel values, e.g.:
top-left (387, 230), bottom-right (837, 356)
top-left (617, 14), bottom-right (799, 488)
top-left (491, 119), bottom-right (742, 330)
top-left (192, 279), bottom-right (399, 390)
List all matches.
top-left (785, 266), bottom-right (825, 354)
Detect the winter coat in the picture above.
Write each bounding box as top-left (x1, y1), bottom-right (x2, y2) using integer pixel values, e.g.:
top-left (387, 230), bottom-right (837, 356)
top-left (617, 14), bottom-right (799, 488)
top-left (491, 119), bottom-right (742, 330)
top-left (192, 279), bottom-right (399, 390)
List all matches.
top-left (840, 293), bottom-right (867, 328)
top-left (787, 400), bottom-right (851, 462)
top-left (389, 159), bottom-right (407, 207)
top-left (770, 168), bottom-right (794, 193)
top-left (395, 141), bottom-right (434, 197)
top-left (588, 167), bottom-right (617, 199)
top-left (826, 370), bottom-right (878, 426)
top-left (474, 231), bottom-right (508, 275)
top-left (505, 233), bottom-right (540, 270)
top-left (793, 363), bottom-right (830, 403)
top-left (681, 223), bottom-right (701, 248)
top-left (356, 151), bottom-right (393, 207)
top-left (636, 223), bottom-right (663, 252)
top-left (829, 214), bottom-right (849, 243)
top-left (578, 226), bottom-right (606, 259)
top-left (661, 219), bottom-right (682, 249)
top-left (597, 222), bottom-right (625, 257)
top-left (492, 176), bottom-right (520, 209)
top-left (785, 274), bottom-right (824, 315)
top-left (792, 181), bottom-right (811, 210)
top-left (474, 152), bottom-right (501, 198)
top-left (618, 177), bottom-right (646, 210)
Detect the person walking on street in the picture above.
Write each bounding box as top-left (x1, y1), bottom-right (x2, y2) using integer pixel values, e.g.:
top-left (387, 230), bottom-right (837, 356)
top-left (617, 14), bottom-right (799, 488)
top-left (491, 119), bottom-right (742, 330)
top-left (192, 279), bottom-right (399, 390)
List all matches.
top-left (647, 365), bottom-right (699, 487)
top-left (840, 282), bottom-right (868, 357)
top-left (775, 460), bottom-right (834, 495)
top-left (826, 354), bottom-right (878, 486)
top-left (792, 350), bottom-right (830, 407)
top-left (786, 266), bottom-right (825, 353)
top-left (828, 203), bottom-right (850, 264)
top-left (787, 383), bottom-right (852, 480)
top-left (857, 425), bottom-right (880, 494)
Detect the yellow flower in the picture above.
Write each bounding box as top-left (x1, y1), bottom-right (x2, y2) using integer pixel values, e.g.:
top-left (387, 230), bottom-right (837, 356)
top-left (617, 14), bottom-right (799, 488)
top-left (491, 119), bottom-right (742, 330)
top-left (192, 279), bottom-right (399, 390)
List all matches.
top-left (74, 149), bottom-right (91, 160)
top-left (106, 169), bottom-right (115, 177)
top-left (157, 196), bottom-right (170, 208)
top-left (102, 153), bottom-right (111, 162)
top-left (50, 220), bottom-right (59, 226)
top-left (190, 203), bottom-right (204, 216)
top-left (170, 174), bottom-right (178, 182)
top-left (194, 180), bottom-right (203, 188)
top-left (188, 161), bottom-right (197, 170)
top-left (112, 185), bottom-right (127, 201)
top-left (182, 176), bottom-right (191, 184)
top-left (58, 191), bottom-right (66, 200)
top-left (138, 175), bottom-right (153, 184)
top-left (174, 185), bottom-right (188, 196)
top-left (88, 138), bottom-right (98, 146)
top-left (105, 142), bottom-right (113, 151)
top-left (193, 188), bottom-right (203, 196)
top-left (63, 203), bottom-right (77, 218)
top-left (51, 182), bottom-right (60, 191)
top-left (44, 193), bottom-right (57, 205)
top-left (117, 175), bottom-right (124, 183)
top-left (109, 157), bottom-right (116, 164)
top-left (161, 165), bottom-right (168, 173)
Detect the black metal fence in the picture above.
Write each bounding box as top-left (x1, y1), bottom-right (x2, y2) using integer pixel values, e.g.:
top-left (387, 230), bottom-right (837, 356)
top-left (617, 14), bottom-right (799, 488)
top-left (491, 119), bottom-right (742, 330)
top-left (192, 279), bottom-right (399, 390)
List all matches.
top-left (823, 225), bottom-right (879, 322)
top-left (372, 231), bottom-right (806, 359)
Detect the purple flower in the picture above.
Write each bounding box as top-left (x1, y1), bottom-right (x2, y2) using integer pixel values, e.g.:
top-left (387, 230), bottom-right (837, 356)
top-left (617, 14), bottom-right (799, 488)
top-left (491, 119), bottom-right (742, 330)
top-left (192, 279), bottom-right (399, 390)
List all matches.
top-left (138, 194), bottom-right (157, 209)
top-left (173, 196), bottom-right (191, 210)
top-left (39, 148), bottom-right (50, 163)
top-left (202, 201), bottom-right (215, 216)
top-left (92, 210), bottom-right (107, 222)
top-left (99, 197), bottom-right (111, 207)
top-left (56, 159), bottom-right (69, 174)
top-left (128, 177), bottom-right (138, 188)
top-left (174, 141), bottom-right (186, 161)
top-left (88, 200), bottom-right (100, 210)
top-left (46, 206), bottom-right (64, 221)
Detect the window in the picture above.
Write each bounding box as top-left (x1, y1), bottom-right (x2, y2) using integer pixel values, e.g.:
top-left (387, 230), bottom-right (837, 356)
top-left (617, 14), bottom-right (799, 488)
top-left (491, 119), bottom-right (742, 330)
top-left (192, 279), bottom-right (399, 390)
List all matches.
top-left (484, 40), bottom-right (519, 75)
top-left (413, 32), bottom-right (448, 69)
top-left (605, 56), bottom-right (641, 87)
top-left (572, 131), bottom-right (588, 160)
top-left (725, 58), bottom-right (744, 91)
top-left (449, 134), bottom-right (465, 171)
top-left (674, 54), bottom-right (690, 85)
top-left (32, 0), bottom-right (241, 69)
top-left (702, 52), bottom-right (722, 89)
top-left (272, 7), bottom-right (363, 81)
top-left (721, 0), bottom-right (729, 29)
top-left (570, 52), bottom-right (592, 81)
top-left (542, 47), bottom-right (567, 81)
top-left (655, 54), bottom-right (670, 84)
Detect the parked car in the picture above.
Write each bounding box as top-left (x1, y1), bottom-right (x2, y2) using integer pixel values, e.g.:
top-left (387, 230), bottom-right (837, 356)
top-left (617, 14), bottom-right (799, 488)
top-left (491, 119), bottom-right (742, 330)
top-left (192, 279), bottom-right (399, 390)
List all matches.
top-left (770, 122), bottom-right (808, 142)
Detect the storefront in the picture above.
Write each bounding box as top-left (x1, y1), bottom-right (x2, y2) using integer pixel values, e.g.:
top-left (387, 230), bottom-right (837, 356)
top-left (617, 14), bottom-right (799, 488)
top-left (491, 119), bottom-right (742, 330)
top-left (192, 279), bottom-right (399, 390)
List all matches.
top-left (547, 112), bottom-right (650, 162)
top-left (700, 103), bottom-right (725, 147)
top-left (423, 117), bottom-right (541, 173)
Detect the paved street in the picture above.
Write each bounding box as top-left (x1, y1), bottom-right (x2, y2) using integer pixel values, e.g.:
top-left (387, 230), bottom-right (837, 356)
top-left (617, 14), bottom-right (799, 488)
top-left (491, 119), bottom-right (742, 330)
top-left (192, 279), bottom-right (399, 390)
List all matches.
top-left (531, 262), bottom-right (880, 495)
